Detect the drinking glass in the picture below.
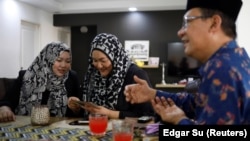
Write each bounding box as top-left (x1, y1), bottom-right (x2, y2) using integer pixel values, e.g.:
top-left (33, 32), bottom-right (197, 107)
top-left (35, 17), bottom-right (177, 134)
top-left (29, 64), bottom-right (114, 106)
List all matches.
top-left (88, 113), bottom-right (108, 136)
top-left (30, 105), bottom-right (50, 125)
top-left (112, 120), bottom-right (134, 141)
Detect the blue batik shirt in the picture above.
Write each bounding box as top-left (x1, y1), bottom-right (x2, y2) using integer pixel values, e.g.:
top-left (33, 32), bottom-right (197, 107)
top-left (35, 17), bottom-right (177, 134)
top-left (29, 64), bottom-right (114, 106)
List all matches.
top-left (156, 40), bottom-right (250, 125)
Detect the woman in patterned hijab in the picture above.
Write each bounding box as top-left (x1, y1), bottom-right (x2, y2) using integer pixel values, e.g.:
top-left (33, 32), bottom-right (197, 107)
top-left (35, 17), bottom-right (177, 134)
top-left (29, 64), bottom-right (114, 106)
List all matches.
top-left (83, 33), bottom-right (132, 109)
top-left (0, 42), bottom-right (81, 122)
top-left (68, 33), bottom-right (154, 119)
top-left (16, 42), bottom-right (71, 117)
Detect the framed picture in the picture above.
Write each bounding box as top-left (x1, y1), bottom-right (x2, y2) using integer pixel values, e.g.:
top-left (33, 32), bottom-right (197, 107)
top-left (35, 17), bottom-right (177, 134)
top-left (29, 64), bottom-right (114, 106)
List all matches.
top-left (124, 40), bottom-right (149, 61)
top-left (148, 57), bottom-right (160, 66)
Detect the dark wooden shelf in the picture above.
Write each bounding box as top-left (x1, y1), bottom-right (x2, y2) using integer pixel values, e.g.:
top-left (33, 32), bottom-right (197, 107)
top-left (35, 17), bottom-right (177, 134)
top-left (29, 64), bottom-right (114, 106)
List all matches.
top-left (140, 65), bottom-right (159, 68)
top-left (155, 84), bottom-right (186, 88)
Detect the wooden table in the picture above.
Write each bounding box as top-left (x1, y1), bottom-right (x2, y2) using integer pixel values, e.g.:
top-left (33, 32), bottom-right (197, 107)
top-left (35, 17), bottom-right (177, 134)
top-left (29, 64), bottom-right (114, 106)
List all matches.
top-left (0, 116), bottom-right (158, 141)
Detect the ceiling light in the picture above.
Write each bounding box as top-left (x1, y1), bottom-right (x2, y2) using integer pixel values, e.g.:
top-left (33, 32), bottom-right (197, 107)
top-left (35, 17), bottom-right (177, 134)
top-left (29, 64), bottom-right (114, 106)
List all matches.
top-left (128, 7), bottom-right (137, 12)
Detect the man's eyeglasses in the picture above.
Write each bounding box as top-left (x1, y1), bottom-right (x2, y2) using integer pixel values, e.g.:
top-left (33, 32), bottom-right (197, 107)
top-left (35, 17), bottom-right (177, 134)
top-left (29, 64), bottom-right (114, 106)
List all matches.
top-left (182, 16), bottom-right (208, 28)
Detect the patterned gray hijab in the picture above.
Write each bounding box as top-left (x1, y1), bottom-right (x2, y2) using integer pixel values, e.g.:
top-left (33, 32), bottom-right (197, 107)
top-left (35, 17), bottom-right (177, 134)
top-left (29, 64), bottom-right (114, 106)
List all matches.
top-left (16, 42), bottom-right (71, 117)
top-left (82, 33), bottom-right (132, 109)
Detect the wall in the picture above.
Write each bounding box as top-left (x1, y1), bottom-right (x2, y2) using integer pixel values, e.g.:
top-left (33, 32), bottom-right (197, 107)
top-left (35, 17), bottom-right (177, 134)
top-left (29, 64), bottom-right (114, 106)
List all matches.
top-left (238, 0), bottom-right (250, 54)
top-left (1, 0), bottom-right (249, 84)
top-left (54, 11), bottom-right (186, 87)
top-left (0, 0), bottom-right (64, 78)
top-left (53, 2), bottom-right (250, 88)
top-left (54, 3), bottom-right (250, 85)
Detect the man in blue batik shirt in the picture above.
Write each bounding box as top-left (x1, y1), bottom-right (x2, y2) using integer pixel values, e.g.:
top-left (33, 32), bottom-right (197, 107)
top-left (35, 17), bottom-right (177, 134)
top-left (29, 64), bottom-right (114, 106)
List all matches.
top-left (124, 0), bottom-right (250, 125)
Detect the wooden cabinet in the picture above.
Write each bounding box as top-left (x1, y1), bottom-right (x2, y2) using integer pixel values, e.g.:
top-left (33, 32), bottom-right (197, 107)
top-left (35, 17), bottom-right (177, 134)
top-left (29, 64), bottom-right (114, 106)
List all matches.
top-left (155, 83), bottom-right (186, 93)
top-left (140, 65), bottom-right (159, 69)
top-left (155, 84), bottom-right (185, 88)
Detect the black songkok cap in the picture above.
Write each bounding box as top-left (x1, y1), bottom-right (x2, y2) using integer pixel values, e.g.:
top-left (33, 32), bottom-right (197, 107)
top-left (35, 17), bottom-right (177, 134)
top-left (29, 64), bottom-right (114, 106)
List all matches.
top-left (186, 0), bottom-right (242, 22)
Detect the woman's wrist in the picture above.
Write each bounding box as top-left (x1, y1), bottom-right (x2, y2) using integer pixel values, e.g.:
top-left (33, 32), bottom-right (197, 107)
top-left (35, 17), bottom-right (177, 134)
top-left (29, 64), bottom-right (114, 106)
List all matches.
top-left (106, 109), bottom-right (119, 119)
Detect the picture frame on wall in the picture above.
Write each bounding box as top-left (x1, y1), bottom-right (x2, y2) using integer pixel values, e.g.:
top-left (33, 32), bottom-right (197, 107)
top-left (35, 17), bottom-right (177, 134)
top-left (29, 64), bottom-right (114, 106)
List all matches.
top-left (124, 40), bottom-right (149, 61)
top-left (148, 57), bottom-right (160, 67)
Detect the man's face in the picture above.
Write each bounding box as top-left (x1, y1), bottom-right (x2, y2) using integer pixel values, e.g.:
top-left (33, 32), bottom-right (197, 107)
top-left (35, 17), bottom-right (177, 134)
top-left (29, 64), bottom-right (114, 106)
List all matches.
top-left (177, 8), bottom-right (212, 62)
top-left (52, 51), bottom-right (71, 77)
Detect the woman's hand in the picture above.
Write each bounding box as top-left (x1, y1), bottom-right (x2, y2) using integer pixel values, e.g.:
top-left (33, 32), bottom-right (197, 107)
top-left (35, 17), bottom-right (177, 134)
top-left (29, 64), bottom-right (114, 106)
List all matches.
top-left (0, 106), bottom-right (15, 122)
top-left (68, 96), bottom-right (81, 112)
top-left (84, 104), bottom-right (119, 119)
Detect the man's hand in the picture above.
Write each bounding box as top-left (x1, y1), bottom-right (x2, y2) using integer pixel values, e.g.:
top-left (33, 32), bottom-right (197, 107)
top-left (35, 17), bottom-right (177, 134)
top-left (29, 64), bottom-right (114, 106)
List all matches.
top-left (124, 75), bottom-right (156, 104)
top-left (151, 97), bottom-right (188, 125)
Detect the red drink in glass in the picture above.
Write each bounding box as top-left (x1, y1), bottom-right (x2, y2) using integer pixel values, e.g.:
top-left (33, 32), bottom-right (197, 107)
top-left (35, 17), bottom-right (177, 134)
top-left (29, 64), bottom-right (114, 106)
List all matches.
top-left (112, 120), bottom-right (134, 141)
top-left (114, 132), bottom-right (133, 141)
top-left (89, 113), bottom-right (108, 136)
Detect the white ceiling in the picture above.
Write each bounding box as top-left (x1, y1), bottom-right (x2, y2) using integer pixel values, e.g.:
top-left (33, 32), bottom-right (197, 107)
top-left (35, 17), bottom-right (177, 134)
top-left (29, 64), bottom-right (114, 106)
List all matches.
top-left (17, 0), bottom-right (186, 14)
